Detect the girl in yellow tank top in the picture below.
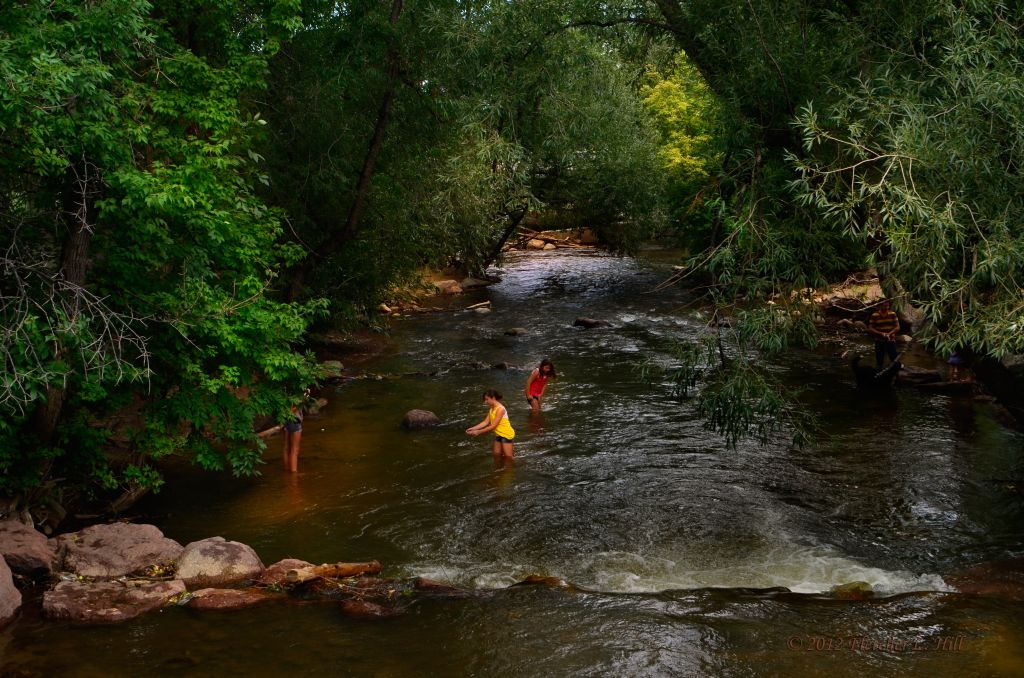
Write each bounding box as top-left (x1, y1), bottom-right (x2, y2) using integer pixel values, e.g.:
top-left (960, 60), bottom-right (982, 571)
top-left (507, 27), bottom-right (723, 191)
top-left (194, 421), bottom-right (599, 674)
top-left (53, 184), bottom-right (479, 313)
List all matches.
top-left (465, 388), bottom-right (515, 459)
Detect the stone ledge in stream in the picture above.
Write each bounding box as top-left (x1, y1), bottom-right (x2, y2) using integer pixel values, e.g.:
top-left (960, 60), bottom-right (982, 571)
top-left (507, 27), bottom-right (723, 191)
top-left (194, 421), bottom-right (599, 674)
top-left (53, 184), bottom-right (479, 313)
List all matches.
top-left (53, 523), bottom-right (183, 578)
top-left (944, 557), bottom-right (1024, 601)
top-left (186, 587), bottom-right (282, 610)
top-left (42, 579), bottom-right (186, 624)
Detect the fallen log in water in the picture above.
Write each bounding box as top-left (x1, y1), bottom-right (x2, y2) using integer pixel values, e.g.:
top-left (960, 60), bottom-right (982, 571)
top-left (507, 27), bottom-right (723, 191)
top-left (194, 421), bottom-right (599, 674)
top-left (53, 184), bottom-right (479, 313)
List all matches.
top-left (515, 229), bottom-right (590, 248)
top-left (285, 561), bottom-right (382, 584)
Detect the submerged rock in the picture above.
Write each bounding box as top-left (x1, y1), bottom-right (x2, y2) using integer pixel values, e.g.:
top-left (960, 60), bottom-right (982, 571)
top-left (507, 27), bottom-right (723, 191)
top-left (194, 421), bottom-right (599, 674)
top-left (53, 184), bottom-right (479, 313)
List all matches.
top-left (504, 327), bottom-right (528, 336)
top-left (175, 537), bottom-right (264, 588)
top-left (54, 523), bottom-right (183, 578)
top-left (573, 317), bottom-right (612, 329)
top-left (512, 574), bottom-right (570, 588)
top-left (0, 520), bottom-right (56, 576)
top-left (187, 587), bottom-right (280, 610)
top-left (945, 557), bottom-right (1024, 600)
top-left (339, 600), bottom-right (396, 619)
top-left (43, 579), bottom-right (185, 624)
top-left (412, 577), bottom-right (464, 595)
top-left (402, 409), bottom-right (442, 430)
top-left (0, 556), bottom-right (21, 625)
top-left (830, 581), bottom-right (874, 600)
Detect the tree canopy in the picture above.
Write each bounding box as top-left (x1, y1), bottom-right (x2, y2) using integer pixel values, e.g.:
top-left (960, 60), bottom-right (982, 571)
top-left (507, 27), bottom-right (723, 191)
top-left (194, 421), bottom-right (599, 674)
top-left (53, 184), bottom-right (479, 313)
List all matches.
top-left (3, 0), bottom-right (1023, 513)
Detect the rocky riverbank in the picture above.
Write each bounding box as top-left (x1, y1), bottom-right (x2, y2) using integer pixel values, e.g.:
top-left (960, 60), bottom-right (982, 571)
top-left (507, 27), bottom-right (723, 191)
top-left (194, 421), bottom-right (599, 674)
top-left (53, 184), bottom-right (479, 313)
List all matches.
top-left (0, 520), bottom-right (469, 626)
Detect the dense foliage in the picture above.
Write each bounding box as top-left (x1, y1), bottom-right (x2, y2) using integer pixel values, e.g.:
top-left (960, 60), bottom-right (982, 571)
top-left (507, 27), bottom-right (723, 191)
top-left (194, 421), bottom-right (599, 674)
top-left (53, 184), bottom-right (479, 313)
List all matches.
top-left (0, 0), bottom-right (321, 510)
top-left (4, 0), bottom-right (1023, 510)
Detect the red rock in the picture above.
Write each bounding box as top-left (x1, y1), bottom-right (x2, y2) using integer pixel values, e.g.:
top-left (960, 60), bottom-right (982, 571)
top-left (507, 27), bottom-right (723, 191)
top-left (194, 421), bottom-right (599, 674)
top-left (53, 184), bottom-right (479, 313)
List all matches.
top-left (54, 523), bottom-right (183, 578)
top-left (945, 557), bottom-right (1024, 600)
top-left (412, 577), bottom-right (461, 594)
top-left (0, 556), bottom-right (22, 625)
top-left (187, 588), bottom-right (279, 610)
top-left (512, 574), bottom-right (568, 588)
top-left (43, 579), bottom-right (185, 624)
top-left (0, 520), bottom-right (56, 576)
top-left (258, 558), bottom-right (314, 586)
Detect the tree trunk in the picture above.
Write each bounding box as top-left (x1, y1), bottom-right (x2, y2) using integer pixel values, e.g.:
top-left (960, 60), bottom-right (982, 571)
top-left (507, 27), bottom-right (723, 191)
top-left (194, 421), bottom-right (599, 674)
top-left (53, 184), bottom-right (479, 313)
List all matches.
top-left (286, 0), bottom-right (404, 301)
top-left (482, 203), bottom-right (529, 270)
top-left (28, 161), bottom-right (97, 446)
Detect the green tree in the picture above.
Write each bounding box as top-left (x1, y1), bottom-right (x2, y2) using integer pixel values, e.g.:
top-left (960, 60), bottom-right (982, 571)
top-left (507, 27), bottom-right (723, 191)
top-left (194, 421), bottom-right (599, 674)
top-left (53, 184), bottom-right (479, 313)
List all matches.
top-left (0, 0), bottom-right (321, 512)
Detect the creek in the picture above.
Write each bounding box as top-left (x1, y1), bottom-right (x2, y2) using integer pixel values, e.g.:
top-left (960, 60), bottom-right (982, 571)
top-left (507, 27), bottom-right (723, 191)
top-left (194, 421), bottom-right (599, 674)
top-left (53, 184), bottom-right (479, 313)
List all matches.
top-left (2, 249), bottom-right (1023, 676)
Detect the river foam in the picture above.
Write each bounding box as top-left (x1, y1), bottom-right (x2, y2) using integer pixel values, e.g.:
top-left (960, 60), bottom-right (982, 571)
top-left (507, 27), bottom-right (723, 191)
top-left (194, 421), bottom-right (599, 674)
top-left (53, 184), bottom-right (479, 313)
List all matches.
top-left (407, 543), bottom-right (951, 597)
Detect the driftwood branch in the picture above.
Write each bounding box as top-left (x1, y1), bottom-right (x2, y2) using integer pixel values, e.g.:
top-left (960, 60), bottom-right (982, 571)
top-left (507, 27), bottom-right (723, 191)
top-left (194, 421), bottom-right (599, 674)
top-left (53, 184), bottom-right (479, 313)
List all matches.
top-left (285, 561), bottom-right (382, 584)
top-left (514, 229), bottom-right (590, 249)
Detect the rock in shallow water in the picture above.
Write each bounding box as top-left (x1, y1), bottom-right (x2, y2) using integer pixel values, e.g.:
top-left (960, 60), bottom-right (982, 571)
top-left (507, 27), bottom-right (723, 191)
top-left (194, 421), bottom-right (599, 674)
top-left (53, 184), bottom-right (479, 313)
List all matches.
top-left (258, 558), bottom-right (315, 586)
top-left (401, 409), bottom-right (441, 429)
top-left (187, 588), bottom-right (280, 610)
top-left (0, 520), bottom-right (56, 576)
top-left (573, 317), bottom-right (612, 329)
top-left (830, 581), bottom-right (874, 600)
top-left (43, 579), bottom-right (185, 624)
top-left (0, 556), bottom-right (22, 624)
top-left (54, 523), bottom-right (183, 578)
top-left (175, 537), bottom-right (264, 588)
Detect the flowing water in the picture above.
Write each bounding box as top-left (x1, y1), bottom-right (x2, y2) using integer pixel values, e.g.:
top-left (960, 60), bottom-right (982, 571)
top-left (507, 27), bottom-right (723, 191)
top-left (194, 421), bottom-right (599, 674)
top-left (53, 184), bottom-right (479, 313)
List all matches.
top-left (3, 249), bottom-right (1024, 676)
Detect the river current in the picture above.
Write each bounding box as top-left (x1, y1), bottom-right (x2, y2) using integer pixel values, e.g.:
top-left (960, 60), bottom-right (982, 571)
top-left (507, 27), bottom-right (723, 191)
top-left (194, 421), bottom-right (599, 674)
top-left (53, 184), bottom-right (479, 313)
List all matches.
top-left (2, 249), bottom-right (1022, 676)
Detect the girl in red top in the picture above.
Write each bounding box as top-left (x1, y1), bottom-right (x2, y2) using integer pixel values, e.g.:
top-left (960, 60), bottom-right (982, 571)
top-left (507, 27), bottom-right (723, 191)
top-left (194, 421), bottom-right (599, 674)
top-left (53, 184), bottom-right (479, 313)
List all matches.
top-left (524, 359), bottom-right (556, 414)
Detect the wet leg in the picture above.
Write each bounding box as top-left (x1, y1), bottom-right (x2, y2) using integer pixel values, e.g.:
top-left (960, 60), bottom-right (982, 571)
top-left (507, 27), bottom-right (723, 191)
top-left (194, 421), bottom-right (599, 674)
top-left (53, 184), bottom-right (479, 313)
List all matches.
top-left (287, 431), bottom-right (302, 473)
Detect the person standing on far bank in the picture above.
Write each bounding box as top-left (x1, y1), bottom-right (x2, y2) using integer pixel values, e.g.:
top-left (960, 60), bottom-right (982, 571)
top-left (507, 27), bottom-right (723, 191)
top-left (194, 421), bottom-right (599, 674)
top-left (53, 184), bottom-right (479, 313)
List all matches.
top-left (867, 299), bottom-right (900, 369)
top-left (524, 358), bottom-right (556, 415)
top-left (466, 389), bottom-right (516, 459)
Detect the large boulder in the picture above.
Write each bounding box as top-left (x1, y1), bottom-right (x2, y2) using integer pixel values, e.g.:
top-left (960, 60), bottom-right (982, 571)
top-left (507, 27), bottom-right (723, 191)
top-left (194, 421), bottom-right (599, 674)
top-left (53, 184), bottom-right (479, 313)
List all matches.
top-left (43, 579), bottom-right (185, 624)
top-left (0, 556), bottom-right (21, 625)
top-left (54, 523), bottom-right (183, 578)
top-left (401, 409), bottom-right (441, 430)
top-left (434, 280), bottom-right (463, 295)
top-left (897, 303), bottom-right (927, 335)
top-left (0, 520), bottom-right (57, 576)
top-left (175, 537), bottom-right (264, 588)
